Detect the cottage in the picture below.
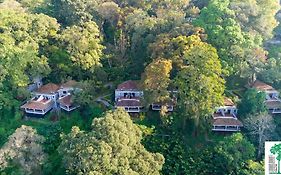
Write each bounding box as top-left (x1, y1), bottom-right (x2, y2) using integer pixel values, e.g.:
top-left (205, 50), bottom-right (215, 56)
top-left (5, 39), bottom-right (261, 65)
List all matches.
top-left (58, 80), bottom-right (80, 112)
top-left (21, 80), bottom-right (81, 115)
top-left (115, 80), bottom-right (144, 112)
top-left (59, 95), bottom-right (78, 112)
top-left (249, 80), bottom-right (281, 114)
top-left (212, 98), bottom-right (243, 132)
top-left (21, 83), bottom-right (60, 115)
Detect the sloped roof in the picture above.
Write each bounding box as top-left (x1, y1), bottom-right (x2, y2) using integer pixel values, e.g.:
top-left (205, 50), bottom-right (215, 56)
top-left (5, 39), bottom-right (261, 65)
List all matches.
top-left (21, 101), bottom-right (53, 110)
top-left (213, 118), bottom-right (243, 126)
top-left (266, 100), bottom-right (281, 109)
top-left (116, 98), bottom-right (142, 107)
top-left (117, 80), bottom-right (139, 91)
top-left (35, 83), bottom-right (60, 94)
top-left (59, 95), bottom-right (73, 106)
top-left (224, 97), bottom-right (235, 106)
top-left (250, 80), bottom-right (276, 92)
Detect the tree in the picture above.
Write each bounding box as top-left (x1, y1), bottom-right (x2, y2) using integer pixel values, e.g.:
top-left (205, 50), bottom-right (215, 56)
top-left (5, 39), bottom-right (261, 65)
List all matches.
top-left (175, 35), bottom-right (225, 133)
top-left (0, 125), bottom-right (46, 175)
top-left (193, 0), bottom-right (265, 76)
top-left (183, 133), bottom-right (261, 174)
top-left (142, 59), bottom-right (172, 107)
top-left (212, 133), bottom-right (256, 174)
top-left (229, 0), bottom-right (279, 40)
top-left (52, 0), bottom-right (99, 26)
top-left (271, 143), bottom-right (281, 174)
top-left (238, 88), bottom-right (267, 117)
top-left (244, 112), bottom-right (276, 158)
top-left (59, 21), bottom-right (105, 70)
top-left (0, 9), bottom-right (59, 87)
top-left (143, 128), bottom-right (190, 175)
top-left (58, 108), bottom-right (164, 175)
top-left (258, 57), bottom-right (281, 88)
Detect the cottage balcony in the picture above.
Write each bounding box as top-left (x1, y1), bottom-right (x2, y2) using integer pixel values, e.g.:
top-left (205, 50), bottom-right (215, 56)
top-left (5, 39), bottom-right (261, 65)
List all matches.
top-left (151, 104), bottom-right (173, 112)
top-left (124, 107), bottom-right (142, 113)
top-left (266, 100), bottom-right (281, 114)
top-left (21, 96), bottom-right (54, 115)
top-left (115, 98), bottom-right (143, 113)
top-left (60, 104), bottom-right (78, 112)
top-left (59, 95), bottom-right (79, 112)
top-left (212, 112), bottom-right (243, 132)
top-left (212, 125), bottom-right (241, 132)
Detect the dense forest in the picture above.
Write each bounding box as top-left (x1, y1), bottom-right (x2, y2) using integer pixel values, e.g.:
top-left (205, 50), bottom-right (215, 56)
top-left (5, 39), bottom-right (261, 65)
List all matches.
top-left (0, 0), bottom-right (281, 174)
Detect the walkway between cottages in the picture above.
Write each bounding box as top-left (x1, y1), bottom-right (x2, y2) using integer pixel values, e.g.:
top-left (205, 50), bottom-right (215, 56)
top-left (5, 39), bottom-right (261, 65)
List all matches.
top-left (95, 94), bottom-right (114, 109)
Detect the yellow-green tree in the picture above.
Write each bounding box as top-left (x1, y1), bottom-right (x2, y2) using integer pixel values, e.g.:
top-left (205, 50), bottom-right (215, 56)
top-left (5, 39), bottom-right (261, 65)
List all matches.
top-left (175, 35), bottom-right (225, 134)
top-left (59, 21), bottom-right (105, 70)
top-left (142, 59), bottom-right (172, 106)
top-left (59, 108), bottom-right (164, 175)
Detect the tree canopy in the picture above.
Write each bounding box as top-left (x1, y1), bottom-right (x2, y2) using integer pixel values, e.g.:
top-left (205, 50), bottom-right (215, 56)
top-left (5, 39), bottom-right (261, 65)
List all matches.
top-left (175, 35), bottom-right (225, 131)
top-left (59, 109), bottom-right (164, 175)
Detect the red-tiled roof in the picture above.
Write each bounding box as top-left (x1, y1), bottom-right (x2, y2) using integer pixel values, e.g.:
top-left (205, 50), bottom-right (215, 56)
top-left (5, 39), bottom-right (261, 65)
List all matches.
top-left (213, 113), bottom-right (235, 118)
top-left (59, 95), bottom-right (73, 106)
top-left (266, 100), bottom-right (281, 109)
top-left (36, 83), bottom-right (60, 94)
top-left (224, 97), bottom-right (235, 106)
top-left (116, 98), bottom-right (142, 107)
top-left (60, 80), bottom-right (77, 88)
top-left (213, 118), bottom-right (243, 126)
top-left (250, 80), bottom-right (276, 91)
top-left (21, 101), bottom-right (53, 110)
top-left (117, 80), bottom-right (139, 90)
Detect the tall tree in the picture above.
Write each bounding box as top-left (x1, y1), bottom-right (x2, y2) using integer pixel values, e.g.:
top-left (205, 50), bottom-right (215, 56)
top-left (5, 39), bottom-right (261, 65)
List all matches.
top-left (238, 88), bottom-right (267, 117)
top-left (0, 125), bottom-right (46, 174)
top-left (142, 59), bottom-right (172, 106)
top-left (52, 0), bottom-right (100, 26)
top-left (193, 0), bottom-right (263, 75)
top-left (175, 35), bottom-right (225, 133)
top-left (0, 9), bottom-right (59, 87)
top-left (59, 109), bottom-right (164, 175)
top-left (244, 112), bottom-right (276, 158)
top-left (213, 133), bottom-right (256, 174)
top-left (59, 21), bottom-right (105, 70)
top-left (229, 0), bottom-right (280, 40)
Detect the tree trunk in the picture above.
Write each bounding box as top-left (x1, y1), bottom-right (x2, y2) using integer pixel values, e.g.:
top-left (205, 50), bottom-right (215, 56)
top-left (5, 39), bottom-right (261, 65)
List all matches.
top-left (193, 117), bottom-right (199, 137)
top-left (257, 133), bottom-right (262, 159)
top-left (182, 118), bottom-right (187, 131)
top-left (204, 131), bottom-right (209, 141)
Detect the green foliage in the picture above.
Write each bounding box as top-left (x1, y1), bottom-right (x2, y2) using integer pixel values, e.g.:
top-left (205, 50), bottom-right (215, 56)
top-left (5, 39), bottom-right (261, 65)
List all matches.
top-left (229, 0), bottom-right (279, 40)
top-left (0, 0), bottom-right (279, 174)
top-left (59, 21), bottom-right (105, 70)
top-left (59, 109), bottom-right (164, 175)
top-left (142, 59), bottom-right (172, 106)
top-left (193, 0), bottom-right (269, 76)
top-left (0, 125), bottom-right (46, 175)
top-left (258, 58), bottom-right (281, 88)
top-left (238, 88), bottom-right (267, 117)
top-left (143, 129), bottom-right (190, 174)
top-left (244, 112), bottom-right (276, 158)
top-left (268, 45), bottom-right (281, 59)
top-left (175, 35), bottom-right (225, 131)
top-left (52, 0), bottom-right (98, 26)
top-left (0, 9), bottom-right (59, 86)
